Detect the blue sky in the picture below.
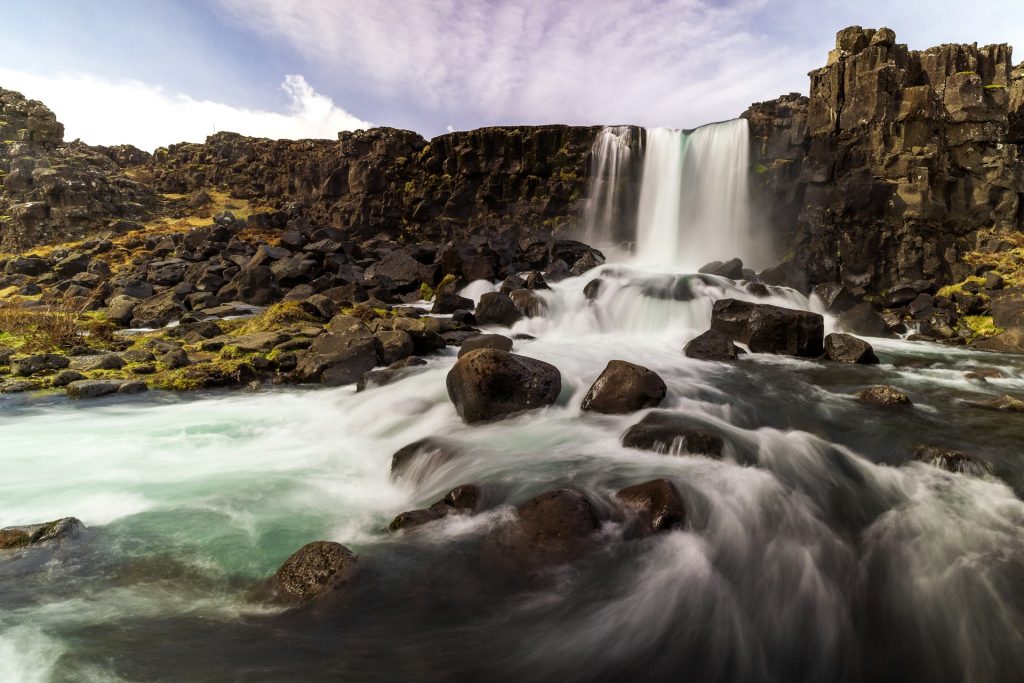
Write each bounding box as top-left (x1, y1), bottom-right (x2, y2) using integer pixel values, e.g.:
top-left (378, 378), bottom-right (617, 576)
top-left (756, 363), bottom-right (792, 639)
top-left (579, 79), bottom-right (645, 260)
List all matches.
top-left (1, 0), bottom-right (1021, 150)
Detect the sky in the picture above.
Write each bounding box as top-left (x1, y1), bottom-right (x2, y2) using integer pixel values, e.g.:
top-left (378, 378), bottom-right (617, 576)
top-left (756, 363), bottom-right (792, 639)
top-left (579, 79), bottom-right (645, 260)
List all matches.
top-left (1, 0), bottom-right (1021, 151)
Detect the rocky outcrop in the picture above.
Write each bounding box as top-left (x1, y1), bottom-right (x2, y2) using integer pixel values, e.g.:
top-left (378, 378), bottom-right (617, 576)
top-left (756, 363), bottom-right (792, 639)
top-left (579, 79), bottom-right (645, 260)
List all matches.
top-left (710, 299), bottom-right (824, 356)
top-left (745, 27), bottom-right (1024, 298)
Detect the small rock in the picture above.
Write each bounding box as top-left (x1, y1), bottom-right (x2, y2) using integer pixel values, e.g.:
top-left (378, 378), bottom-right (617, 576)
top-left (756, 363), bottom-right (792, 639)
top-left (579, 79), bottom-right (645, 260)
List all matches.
top-left (268, 541), bottom-right (357, 604)
top-left (969, 394), bottom-right (1024, 412)
top-left (698, 258), bottom-right (743, 279)
top-left (683, 329), bottom-right (740, 361)
top-left (431, 291), bottom-right (474, 315)
top-left (389, 484), bottom-right (483, 532)
top-left (615, 479), bottom-right (687, 535)
top-left (855, 385), bottom-right (912, 406)
top-left (51, 369), bottom-right (87, 387)
top-left (581, 360), bottom-right (666, 414)
top-left (12, 353), bottom-right (69, 377)
top-left (390, 437), bottom-right (461, 481)
top-left (70, 354), bottom-right (126, 372)
top-left (66, 379), bottom-right (148, 399)
top-left (912, 446), bottom-right (989, 475)
top-left (823, 333), bottom-right (879, 364)
top-left (621, 412), bottom-right (724, 457)
top-left (1, 380), bottom-right (39, 394)
top-left (836, 302), bottom-right (887, 337)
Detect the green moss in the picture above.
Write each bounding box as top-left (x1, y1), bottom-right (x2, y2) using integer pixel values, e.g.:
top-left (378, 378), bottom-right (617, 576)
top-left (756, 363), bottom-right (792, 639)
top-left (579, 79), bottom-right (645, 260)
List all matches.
top-left (419, 282), bottom-right (435, 301)
top-left (955, 71), bottom-right (977, 76)
top-left (984, 84), bottom-right (1007, 90)
top-left (149, 358), bottom-right (253, 391)
top-left (235, 301), bottom-right (316, 335)
top-left (961, 315), bottom-right (1005, 339)
top-left (754, 163), bottom-right (769, 174)
top-left (417, 144), bottom-right (431, 162)
top-left (404, 180), bottom-right (416, 195)
top-left (937, 276), bottom-right (985, 298)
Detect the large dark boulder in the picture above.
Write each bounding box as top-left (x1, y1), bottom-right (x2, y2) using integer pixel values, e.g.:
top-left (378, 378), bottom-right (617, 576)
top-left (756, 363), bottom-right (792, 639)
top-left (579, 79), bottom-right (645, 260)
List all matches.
top-left (474, 292), bottom-right (522, 326)
top-left (457, 333), bottom-right (513, 358)
top-left (836, 302), bottom-right (887, 337)
top-left (710, 299), bottom-right (824, 356)
top-left (698, 258), bottom-right (744, 279)
top-left (218, 266), bottom-right (281, 306)
top-left (823, 333), bottom-right (879, 364)
top-left (486, 489), bottom-right (600, 567)
top-left (268, 541), bottom-right (357, 604)
top-left (431, 291), bottom-right (474, 314)
top-left (295, 315), bottom-right (381, 386)
top-left (683, 329), bottom-right (740, 361)
top-left (0, 517), bottom-right (83, 549)
top-left (621, 412), bottom-right (724, 457)
top-left (615, 479), bottom-right (687, 535)
top-left (580, 360), bottom-right (666, 414)
top-left (446, 349), bottom-right (561, 423)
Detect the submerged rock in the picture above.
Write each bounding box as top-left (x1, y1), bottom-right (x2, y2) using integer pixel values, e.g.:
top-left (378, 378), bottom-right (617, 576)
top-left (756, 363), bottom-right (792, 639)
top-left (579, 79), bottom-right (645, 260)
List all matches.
top-left (969, 394), bottom-right (1024, 412)
top-left (446, 349), bottom-right (561, 423)
top-left (268, 541), bottom-right (357, 604)
top-left (855, 385), bottom-right (912, 406)
top-left (710, 299), bottom-right (824, 356)
top-left (0, 517), bottom-right (83, 549)
top-left (580, 360), bottom-right (666, 414)
top-left (486, 489), bottom-right (601, 568)
top-left (389, 484), bottom-right (483, 532)
top-left (457, 333), bottom-right (513, 358)
top-left (823, 333), bottom-right (879, 364)
top-left (912, 446), bottom-right (990, 475)
top-left (615, 479), bottom-right (687, 535)
top-left (683, 329), bottom-right (741, 361)
top-left (621, 412), bottom-right (724, 457)
top-left (390, 437), bottom-right (461, 482)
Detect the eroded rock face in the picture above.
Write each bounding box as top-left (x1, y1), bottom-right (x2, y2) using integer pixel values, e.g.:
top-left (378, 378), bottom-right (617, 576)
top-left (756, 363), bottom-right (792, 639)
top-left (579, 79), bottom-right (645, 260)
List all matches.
top-left (268, 541), bottom-right (357, 604)
top-left (580, 360), bottom-right (666, 414)
top-left (446, 349), bottom-right (561, 423)
top-left (710, 299), bottom-right (824, 357)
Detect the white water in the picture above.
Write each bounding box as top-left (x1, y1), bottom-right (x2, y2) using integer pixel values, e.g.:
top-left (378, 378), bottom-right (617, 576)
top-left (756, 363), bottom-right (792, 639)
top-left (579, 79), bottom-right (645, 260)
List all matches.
top-left (585, 119), bottom-right (763, 271)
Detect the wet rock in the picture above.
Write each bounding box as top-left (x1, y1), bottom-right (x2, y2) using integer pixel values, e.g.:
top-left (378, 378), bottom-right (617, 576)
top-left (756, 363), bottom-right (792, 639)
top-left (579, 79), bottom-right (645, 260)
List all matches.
top-left (710, 299), bottom-right (824, 356)
top-left (580, 360), bottom-right (666, 414)
top-left (813, 282), bottom-right (859, 313)
top-left (268, 541), bottom-right (357, 604)
top-left (621, 412), bottom-right (724, 457)
top-left (446, 349), bottom-right (561, 423)
top-left (457, 333), bottom-right (513, 358)
top-left (474, 292), bottom-right (521, 326)
top-left (375, 330), bottom-right (415, 365)
top-left (389, 484), bottom-right (483, 532)
top-left (431, 291), bottom-right (474, 314)
top-left (66, 379), bottom-right (148, 399)
top-left (69, 353), bottom-right (125, 372)
top-left (855, 385), bottom-right (912, 406)
top-left (508, 289), bottom-right (546, 318)
top-left (912, 446), bottom-right (990, 475)
top-left (0, 517), bottom-right (83, 549)
top-left (683, 329), bottom-right (741, 361)
top-left (489, 489), bottom-right (600, 565)
top-left (615, 479), bottom-right (687, 535)
top-left (698, 258), bottom-right (744, 279)
top-left (295, 315), bottom-right (381, 386)
top-left (969, 394), bottom-right (1024, 412)
top-left (390, 437), bottom-right (461, 481)
top-left (583, 278), bottom-right (603, 300)
top-left (823, 333), bottom-right (879, 364)
top-left (12, 353), bottom-right (69, 376)
top-left (836, 302), bottom-right (887, 337)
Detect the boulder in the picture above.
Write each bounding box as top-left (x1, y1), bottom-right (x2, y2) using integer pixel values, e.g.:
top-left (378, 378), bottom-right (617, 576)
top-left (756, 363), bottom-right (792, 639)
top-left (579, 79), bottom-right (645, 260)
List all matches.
top-left (69, 353), bottom-right (126, 372)
top-left (375, 330), bottom-right (415, 365)
top-left (390, 437), bottom-right (461, 482)
top-left (66, 379), bottom-right (148, 399)
top-left (615, 479), bottom-right (687, 535)
top-left (836, 303), bottom-right (887, 337)
top-left (855, 385), bottom-right (912, 406)
top-left (446, 349), bottom-right (561, 423)
top-left (0, 517), bottom-right (83, 549)
top-left (710, 299), bottom-right (824, 356)
top-left (698, 258), bottom-right (744, 279)
top-left (431, 291), bottom-right (474, 314)
top-left (683, 329), bottom-right (741, 361)
top-left (621, 412), bottom-right (724, 457)
top-left (474, 292), bottom-right (521, 326)
top-left (912, 446), bottom-right (989, 475)
top-left (11, 353), bottom-right (69, 376)
top-left (268, 541), bottom-right (357, 604)
top-left (969, 394), bottom-right (1024, 412)
top-left (489, 489), bottom-right (600, 565)
top-left (50, 369), bottom-right (86, 387)
top-left (295, 315), bottom-right (381, 386)
top-left (508, 289), bottom-right (546, 318)
top-left (823, 333), bottom-right (879, 364)
top-left (389, 484), bottom-right (482, 531)
top-left (130, 290), bottom-right (185, 328)
top-left (813, 283), bottom-right (859, 313)
top-left (105, 295), bottom-right (138, 326)
top-left (218, 266), bottom-right (281, 306)
top-left (457, 333), bottom-right (513, 358)
top-left (580, 360), bottom-right (666, 414)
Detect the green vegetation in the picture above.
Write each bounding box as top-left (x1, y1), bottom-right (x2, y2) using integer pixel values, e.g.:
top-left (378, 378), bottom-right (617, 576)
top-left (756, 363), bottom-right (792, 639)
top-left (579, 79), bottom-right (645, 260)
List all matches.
top-left (936, 275), bottom-right (986, 298)
top-left (234, 301), bottom-right (316, 335)
top-left (754, 163), bottom-right (769, 174)
top-left (984, 84), bottom-right (1007, 90)
top-left (961, 315), bottom-right (1004, 339)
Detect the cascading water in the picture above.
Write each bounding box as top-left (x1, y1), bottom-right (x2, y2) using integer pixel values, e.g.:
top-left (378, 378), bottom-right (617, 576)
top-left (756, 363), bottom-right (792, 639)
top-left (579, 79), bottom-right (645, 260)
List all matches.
top-left (584, 118), bottom-right (763, 271)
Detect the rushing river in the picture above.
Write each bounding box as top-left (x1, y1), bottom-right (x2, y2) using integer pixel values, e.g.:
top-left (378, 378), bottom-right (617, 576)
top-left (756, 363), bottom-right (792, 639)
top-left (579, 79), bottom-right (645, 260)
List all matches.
top-left (2, 264), bottom-right (1024, 682)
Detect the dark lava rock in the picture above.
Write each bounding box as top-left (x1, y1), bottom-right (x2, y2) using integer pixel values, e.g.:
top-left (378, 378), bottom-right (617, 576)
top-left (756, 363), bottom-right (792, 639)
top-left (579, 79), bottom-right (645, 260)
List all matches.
top-left (711, 299), bottom-right (823, 356)
top-left (295, 315), bottom-right (380, 386)
top-left (66, 379), bottom-right (148, 399)
top-left (0, 517), bottom-right (83, 549)
top-left (12, 353), bottom-right (70, 376)
top-left (375, 330), bottom-right (415, 365)
top-left (474, 292), bottom-right (522, 326)
top-left (698, 258), bottom-right (744, 279)
top-left (580, 360), bottom-right (666, 414)
top-left (823, 333), bottom-right (879, 364)
top-left (683, 329), bottom-right (740, 361)
top-left (488, 489), bottom-right (600, 565)
top-left (615, 479), bottom-right (687, 535)
top-left (390, 437), bottom-right (461, 481)
top-left (389, 484), bottom-right (483, 532)
top-left (50, 369), bottom-right (87, 387)
top-left (621, 412), bottom-right (724, 457)
top-left (446, 349), bottom-right (561, 423)
top-left (912, 446), bottom-right (990, 475)
top-left (268, 541), bottom-right (357, 604)
top-left (855, 385), bottom-right (912, 406)
top-left (836, 302), bottom-right (887, 337)
top-left (813, 283), bottom-right (858, 314)
top-left (457, 333), bottom-right (513, 358)
top-left (509, 289), bottom-right (546, 318)
top-left (583, 278), bottom-right (603, 300)
top-left (432, 291), bottom-right (474, 315)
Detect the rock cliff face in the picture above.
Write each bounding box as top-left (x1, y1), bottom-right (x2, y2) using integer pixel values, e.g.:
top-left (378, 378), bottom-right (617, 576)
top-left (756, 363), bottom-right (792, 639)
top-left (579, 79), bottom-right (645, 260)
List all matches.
top-left (746, 26), bottom-right (1024, 295)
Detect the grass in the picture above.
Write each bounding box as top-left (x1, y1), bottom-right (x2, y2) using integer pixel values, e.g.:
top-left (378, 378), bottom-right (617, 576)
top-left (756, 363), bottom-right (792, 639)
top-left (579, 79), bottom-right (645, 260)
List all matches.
top-left (0, 296), bottom-right (92, 353)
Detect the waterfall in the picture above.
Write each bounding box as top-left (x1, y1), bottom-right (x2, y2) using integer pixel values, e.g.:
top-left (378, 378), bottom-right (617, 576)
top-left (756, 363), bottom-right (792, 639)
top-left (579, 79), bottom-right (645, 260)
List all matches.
top-left (583, 118), bottom-right (760, 272)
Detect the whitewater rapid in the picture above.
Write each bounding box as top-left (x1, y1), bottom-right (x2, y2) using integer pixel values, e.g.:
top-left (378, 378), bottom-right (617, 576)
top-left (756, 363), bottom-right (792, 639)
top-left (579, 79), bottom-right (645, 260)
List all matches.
top-left (2, 265), bottom-right (1024, 682)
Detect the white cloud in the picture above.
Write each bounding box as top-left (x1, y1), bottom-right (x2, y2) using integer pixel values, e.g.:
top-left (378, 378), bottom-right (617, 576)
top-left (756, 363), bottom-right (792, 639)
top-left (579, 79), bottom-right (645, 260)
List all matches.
top-left (214, 0), bottom-right (815, 131)
top-left (0, 69), bottom-right (371, 151)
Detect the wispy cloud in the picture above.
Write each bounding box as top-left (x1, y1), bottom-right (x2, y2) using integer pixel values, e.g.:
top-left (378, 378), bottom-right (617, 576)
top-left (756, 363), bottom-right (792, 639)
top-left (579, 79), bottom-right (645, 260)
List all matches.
top-left (0, 70), bottom-right (371, 151)
top-left (215, 0), bottom-right (817, 132)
